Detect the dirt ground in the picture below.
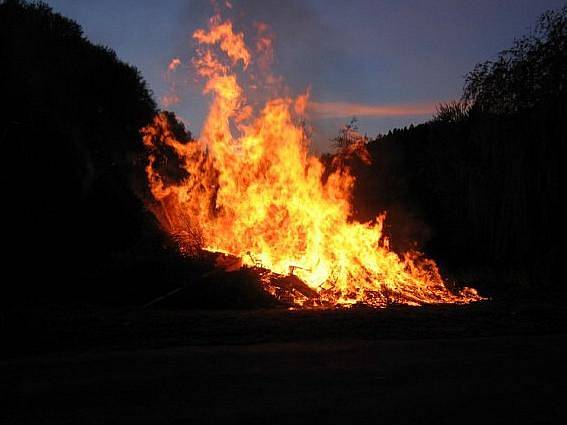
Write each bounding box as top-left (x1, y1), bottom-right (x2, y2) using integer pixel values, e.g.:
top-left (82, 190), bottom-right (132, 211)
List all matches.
top-left (2, 298), bottom-right (567, 424)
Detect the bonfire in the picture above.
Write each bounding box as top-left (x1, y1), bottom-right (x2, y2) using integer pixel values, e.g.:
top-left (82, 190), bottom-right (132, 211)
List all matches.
top-left (141, 13), bottom-right (482, 308)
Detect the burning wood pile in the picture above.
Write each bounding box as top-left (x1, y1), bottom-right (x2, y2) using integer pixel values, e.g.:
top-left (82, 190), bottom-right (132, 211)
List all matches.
top-left (141, 12), bottom-right (483, 308)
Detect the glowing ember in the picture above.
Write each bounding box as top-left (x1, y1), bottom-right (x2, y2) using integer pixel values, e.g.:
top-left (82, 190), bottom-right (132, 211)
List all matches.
top-left (141, 13), bottom-right (483, 307)
top-left (167, 57), bottom-right (182, 72)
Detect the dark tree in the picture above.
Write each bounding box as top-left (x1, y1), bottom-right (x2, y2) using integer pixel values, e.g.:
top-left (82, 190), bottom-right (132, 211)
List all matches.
top-left (346, 6), bottom-right (567, 294)
top-left (331, 118), bottom-right (369, 149)
top-left (0, 1), bottom-right (170, 301)
top-left (463, 6), bottom-right (567, 114)
top-left (432, 101), bottom-right (471, 123)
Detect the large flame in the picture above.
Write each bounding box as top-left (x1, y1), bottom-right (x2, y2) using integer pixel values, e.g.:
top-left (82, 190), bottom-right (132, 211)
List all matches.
top-left (142, 14), bottom-right (482, 307)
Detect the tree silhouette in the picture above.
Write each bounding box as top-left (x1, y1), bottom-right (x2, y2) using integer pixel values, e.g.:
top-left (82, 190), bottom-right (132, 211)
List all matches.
top-left (331, 118), bottom-right (367, 150)
top-left (464, 6), bottom-right (567, 114)
top-left (346, 6), bottom-right (567, 293)
top-left (1, 0), bottom-right (163, 300)
top-left (432, 101), bottom-right (470, 123)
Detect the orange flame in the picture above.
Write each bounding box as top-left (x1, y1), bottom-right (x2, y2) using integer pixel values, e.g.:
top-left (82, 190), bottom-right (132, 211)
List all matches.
top-left (142, 15), bottom-right (483, 307)
top-left (160, 58), bottom-right (183, 107)
top-left (160, 94), bottom-right (181, 107)
top-left (167, 57), bottom-right (182, 72)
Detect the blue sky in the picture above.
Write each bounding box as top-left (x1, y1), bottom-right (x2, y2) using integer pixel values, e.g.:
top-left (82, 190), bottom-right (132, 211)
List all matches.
top-left (46, 0), bottom-right (566, 151)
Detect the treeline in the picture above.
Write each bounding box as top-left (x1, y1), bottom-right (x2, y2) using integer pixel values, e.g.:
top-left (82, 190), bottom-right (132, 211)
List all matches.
top-left (0, 1), bottom-right (194, 302)
top-left (346, 7), bottom-right (567, 293)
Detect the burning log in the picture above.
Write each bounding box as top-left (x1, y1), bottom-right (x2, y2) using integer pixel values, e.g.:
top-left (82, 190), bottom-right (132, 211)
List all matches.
top-left (288, 264), bottom-right (311, 276)
top-left (213, 252), bottom-right (322, 307)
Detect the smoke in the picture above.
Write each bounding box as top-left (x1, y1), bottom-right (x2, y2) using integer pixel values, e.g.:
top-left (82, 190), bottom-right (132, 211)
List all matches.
top-left (216, 0), bottom-right (348, 93)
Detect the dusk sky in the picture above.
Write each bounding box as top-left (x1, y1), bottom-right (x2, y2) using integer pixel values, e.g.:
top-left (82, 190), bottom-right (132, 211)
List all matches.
top-left (46, 0), bottom-right (566, 151)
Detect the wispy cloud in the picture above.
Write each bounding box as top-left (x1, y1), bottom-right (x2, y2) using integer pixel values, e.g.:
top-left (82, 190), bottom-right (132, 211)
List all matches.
top-left (308, 101), bottom-right (438, 118)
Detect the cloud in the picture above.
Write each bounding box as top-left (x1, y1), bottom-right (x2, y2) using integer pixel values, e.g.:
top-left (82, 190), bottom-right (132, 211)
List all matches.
top-left (308, 101), bottom-right (438, 118)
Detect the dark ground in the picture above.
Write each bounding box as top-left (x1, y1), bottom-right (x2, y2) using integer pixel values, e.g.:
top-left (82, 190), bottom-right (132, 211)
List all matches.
top-left (2, 295), bottom-right (567, 424)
